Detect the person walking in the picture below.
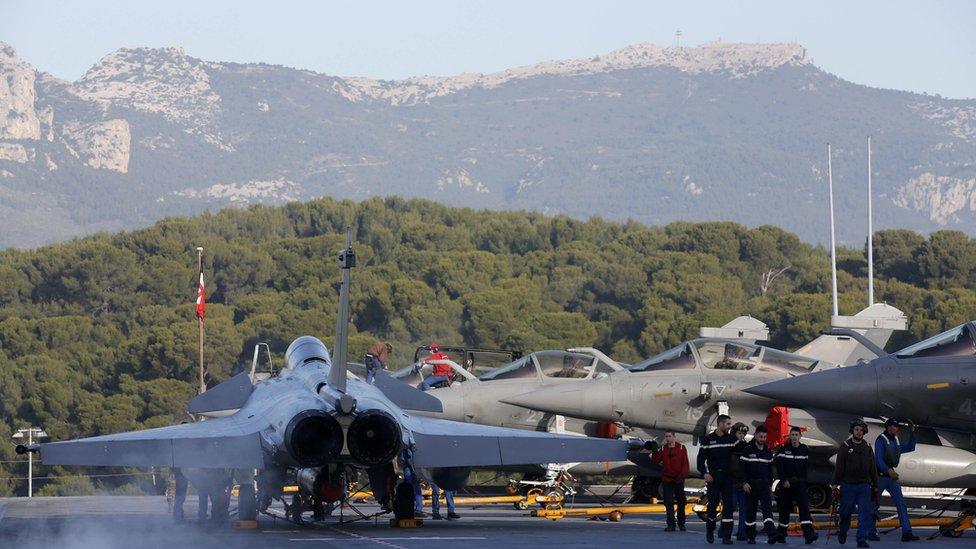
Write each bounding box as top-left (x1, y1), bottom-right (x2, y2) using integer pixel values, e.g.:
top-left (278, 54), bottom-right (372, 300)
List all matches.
top-left (698, 414), bottom-right (738, 544)
top-left (869, 419), bottom-right (919, 542)
top-left (773, 426), bottom-right (818, 544)
top-left (430, 483), bottom-right (461, 520)
top-left (365, 341), bottom-right (393, 384)
top-left (833, 419), bottom-right (880, 548)
top-left (652, 431), bottom-right (690, 531)
top-left (732, 422), bottom-right (751, 540)
top-left (738, 425), bottom-right (776, 544)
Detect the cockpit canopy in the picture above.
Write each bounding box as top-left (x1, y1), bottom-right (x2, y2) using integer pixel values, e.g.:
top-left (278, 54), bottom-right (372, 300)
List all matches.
top-left (895, 322), bottom-right (976, 358)
top-left (628, 338), bottom-right (819, 375)
top-left (478, 350), bottom-right (618, 382)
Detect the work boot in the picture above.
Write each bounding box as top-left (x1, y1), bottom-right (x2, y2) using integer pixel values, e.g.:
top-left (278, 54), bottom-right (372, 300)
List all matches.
top-left (804, 533), bottom-right (819, 545)
top-left (679, 524), bottom-right (687, 532)
top-left (707, 524), bottom-right (716, 544)
top-left (857, 542), bottom-right (870, 548)
top-left (447, 511), bottom-right (460, 520)
top-left (867, 533), bottom-right (881, 541)
top-left (722, 538), bottom-right (734, 545)
top-left (431, 512), bottom-right (443, 520)
top-left (838, 531), bottom-right (847, 545)
top-left (665, 525), bottom-right (676, 532)
top-left (748, 537), bottom-right (757, 545)
top-left (901, 533), bottom-right (919, 542)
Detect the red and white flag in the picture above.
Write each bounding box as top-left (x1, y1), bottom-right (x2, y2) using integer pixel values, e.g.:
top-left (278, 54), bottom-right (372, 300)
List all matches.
top-left (195, 271), bottom-right (206, 320)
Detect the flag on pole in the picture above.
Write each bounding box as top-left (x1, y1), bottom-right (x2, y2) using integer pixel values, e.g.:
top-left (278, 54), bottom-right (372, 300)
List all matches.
top-left (195, 270), bottom-right (206, 320)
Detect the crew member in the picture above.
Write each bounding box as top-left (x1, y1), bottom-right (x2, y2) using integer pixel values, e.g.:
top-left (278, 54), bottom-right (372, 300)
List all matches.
top-left (172, 468), bottom-right (187, 522)
top-left (833, 419), bottom-right (879, 548)
top-left (773, 426), bottom-right (818, 544)
top-left (738, 425), bottom-right (776, 544)
top-left (698, 414), bottom-right (738, 544)
top-left (652, 430), bottom-right (690, 531)
top-left (869, 419), bottom-right (919, 542)
top-left (430, 483), bottom-right (461, 520)
top-left (401, 448), bottom-right (427, 518)
top-left (732, 422), bottom-right (751, 540)
top-left (365, 341), bottom-right (393, 383)
top-left (419, 343), bottom-right (453, 391)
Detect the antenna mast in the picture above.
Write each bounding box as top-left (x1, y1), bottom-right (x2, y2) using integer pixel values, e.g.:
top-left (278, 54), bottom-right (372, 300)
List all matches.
top-left (827, 144), bottom-right (839, 317)
top-left (867, 136), bottom-right (874, 306)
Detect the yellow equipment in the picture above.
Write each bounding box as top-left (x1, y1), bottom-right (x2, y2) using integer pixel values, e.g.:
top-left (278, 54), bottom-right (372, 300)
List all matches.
top-left (532, 503), bottom-right (698, 521)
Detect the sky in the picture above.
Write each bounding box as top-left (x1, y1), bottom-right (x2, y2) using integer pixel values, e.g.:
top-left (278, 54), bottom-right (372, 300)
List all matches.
top-left (2, 0), bottom-right (974, 98)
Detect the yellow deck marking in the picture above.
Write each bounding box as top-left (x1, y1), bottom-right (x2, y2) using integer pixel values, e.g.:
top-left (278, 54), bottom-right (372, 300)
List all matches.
top-left (926, 382), bottom-right (950, 389)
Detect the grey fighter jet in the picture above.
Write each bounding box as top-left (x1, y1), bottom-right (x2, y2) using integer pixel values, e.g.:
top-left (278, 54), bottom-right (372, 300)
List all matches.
top-left (401, 347), bottom-right (662, 496)
top-left (502, 335), bottom-right (976, 506)
top-left (745, 322), bottom-right (976, 434)
top-left (16, 230), bottom-right (627, 522)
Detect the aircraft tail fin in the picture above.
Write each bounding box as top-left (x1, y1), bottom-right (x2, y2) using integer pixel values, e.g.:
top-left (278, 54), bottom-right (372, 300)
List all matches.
top-left (329, 227), bottom-right (354, 393)
top-left (798, 303), bottom-right (907, 365)
top-left (186, 371), bottom-right (254, 416)
top-left (372, 370), bottom-right (443, 413)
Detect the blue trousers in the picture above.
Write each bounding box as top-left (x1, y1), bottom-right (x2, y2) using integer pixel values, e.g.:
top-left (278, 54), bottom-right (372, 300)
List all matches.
top-left (871, 476), bottom-right (912, 535)
top-left (420, 375), bottom-right (449, 391)
top-left (734, 487), bottom-right (748, 536)
top-left (839, 482), bottom-right (874, 543)
top-left (431, 484), bottom-right (456, 515)
top-left (403, 463), bottom-right (424, 513)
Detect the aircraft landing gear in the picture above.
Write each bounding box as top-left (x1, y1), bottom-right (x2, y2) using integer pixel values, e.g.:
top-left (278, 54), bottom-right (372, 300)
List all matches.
top-left (630, 475), bottom-right (661, 504)
top-left (807, 483), bottom-right (832, 510)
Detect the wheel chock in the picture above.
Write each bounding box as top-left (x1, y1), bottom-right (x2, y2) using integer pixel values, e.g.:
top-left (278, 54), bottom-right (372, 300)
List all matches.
top-left (390, 518), bottom-right (424, 528)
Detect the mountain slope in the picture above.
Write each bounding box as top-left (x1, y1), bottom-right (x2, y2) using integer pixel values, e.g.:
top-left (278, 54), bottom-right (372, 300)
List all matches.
top-left (1, 40), bottom-right (974, 247)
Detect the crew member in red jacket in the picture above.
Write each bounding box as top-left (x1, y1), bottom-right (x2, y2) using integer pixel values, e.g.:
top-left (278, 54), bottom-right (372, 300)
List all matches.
top-left (652, 430), bottom-right (690, 531)
top-left (419, 343), bottom-right (454, 391)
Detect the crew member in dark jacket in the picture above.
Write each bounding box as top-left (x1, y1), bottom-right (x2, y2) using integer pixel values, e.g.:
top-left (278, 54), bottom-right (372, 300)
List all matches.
top-left (652, 430), bottom-right (690, 531)
top-left (698, 414), bottom-right (738, 544)
top-left (833, 419), bottom-right (879, 548)
top-left (731, 422), bottom-right (750, 540)
top-left (774, 426), bottom-right (818, 544)
top-left (738, 425), bottom-right (776, 544)
top-left (869, 418), bottom-right (919, 542)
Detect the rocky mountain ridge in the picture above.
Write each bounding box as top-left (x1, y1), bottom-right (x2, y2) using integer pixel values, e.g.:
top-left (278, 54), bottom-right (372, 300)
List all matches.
top-left (1, 40), bottom-right (974, 247)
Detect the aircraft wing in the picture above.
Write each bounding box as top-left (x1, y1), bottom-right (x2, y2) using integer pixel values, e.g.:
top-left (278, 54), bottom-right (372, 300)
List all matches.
top-left (405, 415), bottom-right (627, 468)
top-left (38, 415), bottom-right (265, 469)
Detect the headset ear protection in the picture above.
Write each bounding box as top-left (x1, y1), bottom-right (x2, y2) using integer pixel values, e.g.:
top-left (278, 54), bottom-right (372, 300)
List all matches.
top-left (849, 419), bottom-right (868, 435)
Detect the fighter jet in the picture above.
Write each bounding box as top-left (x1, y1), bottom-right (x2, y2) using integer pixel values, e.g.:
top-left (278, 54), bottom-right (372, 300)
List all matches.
top-left (16, 229), bottom-right (628, 522)
top-left (391, 346), bottom-right (668, 498)
top-left (502, 332), bottom-right (976, 507)
top-left (745, 321), bottom-right (976, 435)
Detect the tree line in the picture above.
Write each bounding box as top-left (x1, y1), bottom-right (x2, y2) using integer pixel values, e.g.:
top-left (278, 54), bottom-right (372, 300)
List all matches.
top-left (1, 196), bottom-right (975, 496)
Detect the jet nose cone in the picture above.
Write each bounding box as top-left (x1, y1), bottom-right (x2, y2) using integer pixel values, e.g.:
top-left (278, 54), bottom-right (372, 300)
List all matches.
top-left (744, 366), bottom-right (878, 415)
top-left (501, 378), bottom-right (614, 421)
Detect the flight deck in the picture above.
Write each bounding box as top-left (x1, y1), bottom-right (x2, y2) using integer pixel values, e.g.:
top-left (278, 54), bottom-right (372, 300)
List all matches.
top-left (1, 496), bottom-right (973, 549)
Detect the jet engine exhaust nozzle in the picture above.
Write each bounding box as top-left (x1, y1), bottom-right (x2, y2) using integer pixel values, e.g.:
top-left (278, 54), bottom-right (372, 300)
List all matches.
top-left (284, 410), bottom-right (344, 467)
top-left (346, 410), bottom-right (402, 466)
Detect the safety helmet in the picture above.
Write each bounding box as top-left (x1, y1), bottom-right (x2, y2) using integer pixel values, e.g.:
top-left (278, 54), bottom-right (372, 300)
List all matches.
top-left (427, 342), bottom-right (440, 353)
top-left (849, 418), bottom-right (869, 435)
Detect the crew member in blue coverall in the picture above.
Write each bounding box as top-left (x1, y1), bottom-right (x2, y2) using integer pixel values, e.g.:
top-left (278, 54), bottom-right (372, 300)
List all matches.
top-left (869, 418), bottom-right (919, 542)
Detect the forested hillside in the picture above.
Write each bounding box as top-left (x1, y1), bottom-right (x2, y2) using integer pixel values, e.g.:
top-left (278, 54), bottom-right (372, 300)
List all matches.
top-left (2, 196), bottom-right (976, 496)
